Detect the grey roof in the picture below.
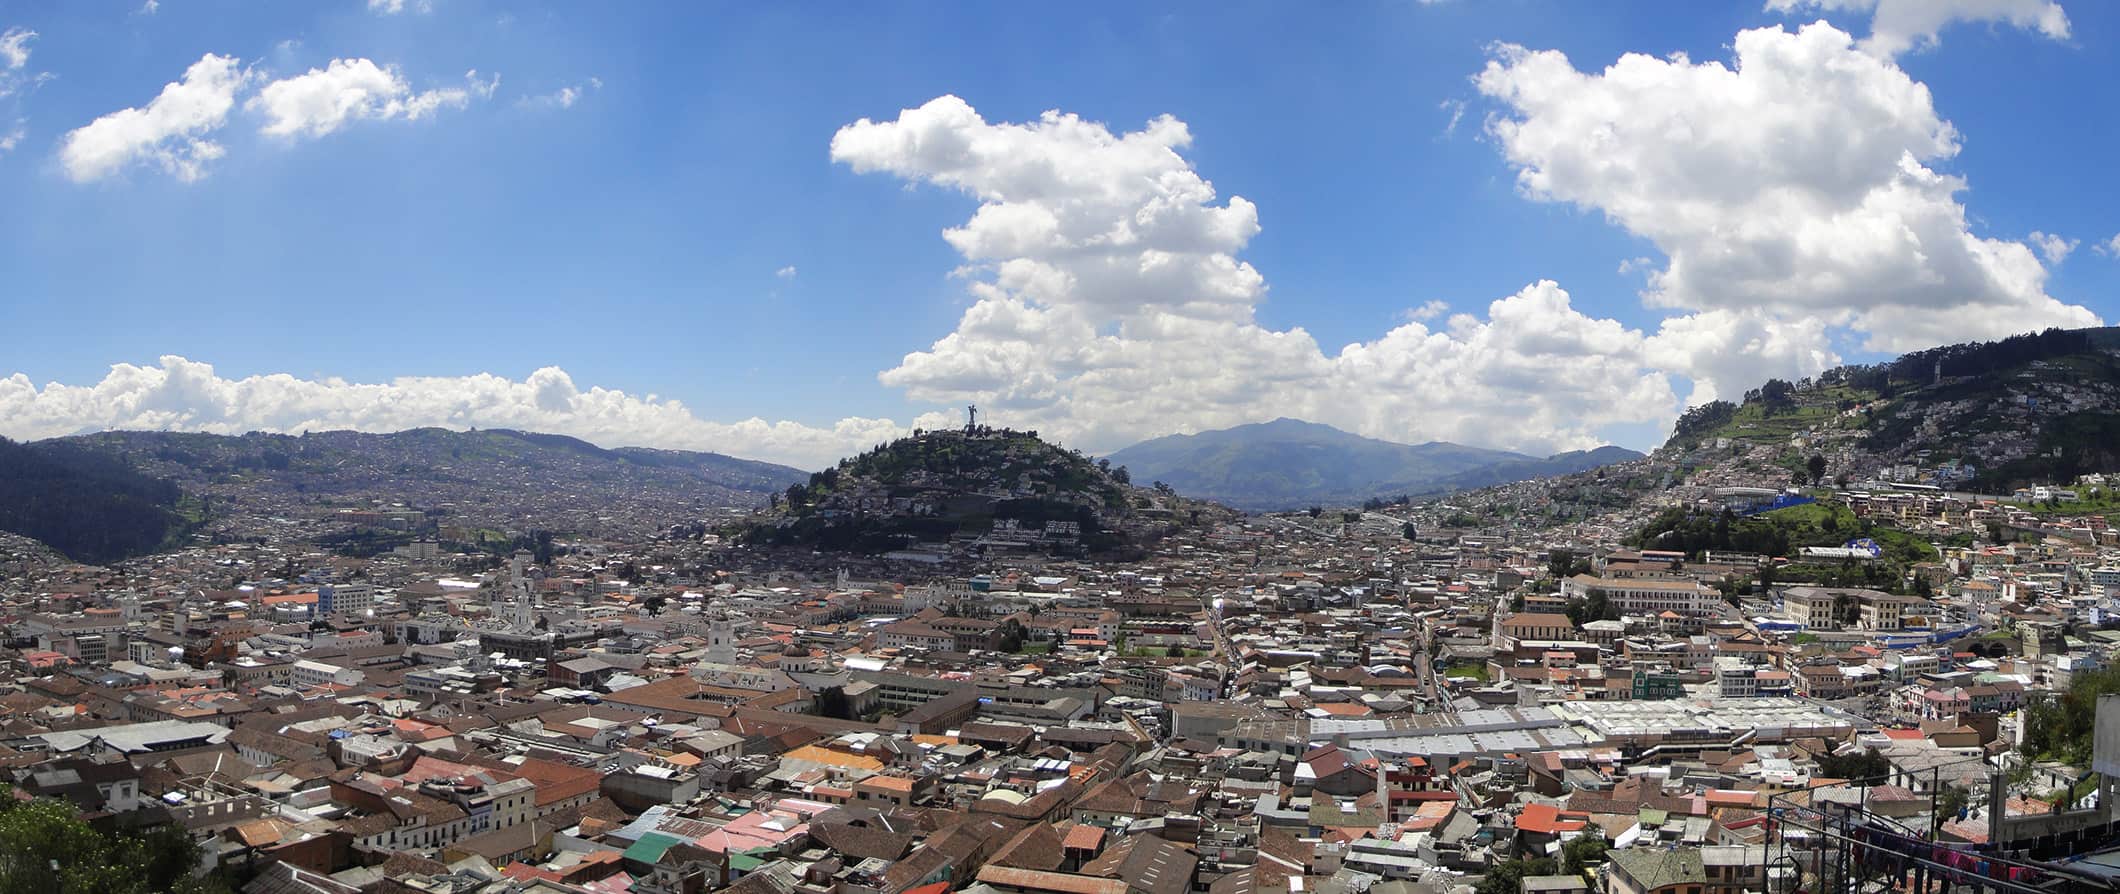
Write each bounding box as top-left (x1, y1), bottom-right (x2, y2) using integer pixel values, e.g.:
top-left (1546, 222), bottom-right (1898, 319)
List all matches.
top-left (35, 719), bottom-right (232, 754)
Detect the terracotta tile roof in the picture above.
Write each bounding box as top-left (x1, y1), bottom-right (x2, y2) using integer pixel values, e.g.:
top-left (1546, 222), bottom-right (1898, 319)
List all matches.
top-left (1515, 802), bottom-right (1590, 835)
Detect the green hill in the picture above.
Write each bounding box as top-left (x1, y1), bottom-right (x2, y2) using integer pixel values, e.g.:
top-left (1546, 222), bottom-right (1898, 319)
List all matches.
top-left (0, 437), bottom-right (196, 565)
top-left (740, 426), bottom-right (1200, 555)
top-left (1663, 327), bottom-right (2120, 494)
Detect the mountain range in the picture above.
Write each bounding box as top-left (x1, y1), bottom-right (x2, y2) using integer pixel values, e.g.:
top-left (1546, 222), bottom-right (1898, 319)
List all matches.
top-left (6, 428), bottom-right (809, 561)
top-left (1101, 417), bottom-right (1643, 511)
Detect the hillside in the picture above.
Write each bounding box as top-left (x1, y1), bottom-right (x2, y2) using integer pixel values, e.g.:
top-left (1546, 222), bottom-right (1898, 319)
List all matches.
top-left (0, 437), bottom-right (196, 565)
top-left (739, 426), bottom-right (1216, 556)
top-left (1392, 327), bottom-right (2120, 536)
top-left (1666, 327), bottom-right (2120, 493)
top-left (1102, 418), bottom-right (1642, 510)
top-left (49, 428), bottom-right (808, 545)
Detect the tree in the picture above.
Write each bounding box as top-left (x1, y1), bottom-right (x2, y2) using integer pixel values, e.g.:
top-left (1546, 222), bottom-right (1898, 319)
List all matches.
top-left (1937, 783), bottom-right (1972, 821)
top-left (1564, 590), bottom-right (1616, 626)
top-left (1476, 857), bottom-right (1557, 894)
top-left (815, 686), bottom-right (852, 719)
top-left (643, 595), bottom-right (668, 616)
top-left (1547, 549), bottom-right (1577, 581)
top-left (1815, 747), bottom-right (1891, 782)
top-left (1402, 522), bottom-right (1419, 541)
top-left (1306, 506), bottom-right (1323, 519)
top-left (997, 619), bottom-right (1028, 653)
top-left (1807, 454), bottom-right (1828, 485)
top-left (0, 791), bottom-right (227, 894)
top-left (1672, 400), bottom-right (1737, 441)
top-left (1165, 644), bottom-right (1187, 658)
top-left (1562, 832), bottom-right (1611, 874)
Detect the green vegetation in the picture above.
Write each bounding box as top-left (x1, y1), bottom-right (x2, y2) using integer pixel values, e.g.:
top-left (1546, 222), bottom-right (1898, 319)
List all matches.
top-left (1126, 645), bottom-right (1210, 658)
top-left (1815, 747), bottom-right (1892, 782)
top-left (1669, 379), bottom-right (1876, 450)
top-left (1973, 412), bottom-right (2120, 494)
top-left (742, 428), bottom-right (1147, 555)
top-left (1628, 502), bottom-right (1935, 592)
top-left (0, 437), bottom-right (197, 564)
top-left (2022, 665), bottom-right (2120, 766)
top-left (1562, 832), bottom-right (1611, 874)
top-left (1476, 857), bottom-right (1557, 894)
top-left (1564, 589), bottom-right (1620, 626)
top-left (0, 791), bottom-right (228, 894)
top-left (2003, 487), bottom-right (2120, 516)
top-left (1441, 662), bottom-right (1490, 681)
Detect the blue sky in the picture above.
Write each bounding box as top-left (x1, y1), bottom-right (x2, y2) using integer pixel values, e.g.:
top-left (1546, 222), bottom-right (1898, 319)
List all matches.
top-left (2, 0), bottom-right (2115, 468)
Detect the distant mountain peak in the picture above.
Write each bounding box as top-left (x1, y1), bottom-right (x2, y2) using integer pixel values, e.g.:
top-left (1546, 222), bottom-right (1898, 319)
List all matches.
top-left (1104, 419), bottom-right (1640, 511)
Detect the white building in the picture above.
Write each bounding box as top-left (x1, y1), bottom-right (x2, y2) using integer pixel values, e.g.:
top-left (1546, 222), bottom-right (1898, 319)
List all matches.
top-left (291, 660), bottom-right (365, 689)
top-left (1561, 574), bottom-right (1714, 616)
top-left (325, 583), bottom-right (376, 617)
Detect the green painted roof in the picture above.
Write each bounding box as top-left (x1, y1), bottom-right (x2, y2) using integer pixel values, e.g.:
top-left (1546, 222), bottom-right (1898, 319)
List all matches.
top-left (624, 832), bottom-right (684, 864)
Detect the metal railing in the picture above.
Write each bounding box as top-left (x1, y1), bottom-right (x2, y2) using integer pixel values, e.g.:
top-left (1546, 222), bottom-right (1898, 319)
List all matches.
top-left (1763, 757), bottom-right (2118, 894)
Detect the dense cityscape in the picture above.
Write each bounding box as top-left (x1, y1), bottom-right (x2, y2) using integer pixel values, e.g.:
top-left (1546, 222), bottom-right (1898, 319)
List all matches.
top-left (10, 1), bottom-right (2120, 893)
top-left (8, 376), bottom-right (2120, 894)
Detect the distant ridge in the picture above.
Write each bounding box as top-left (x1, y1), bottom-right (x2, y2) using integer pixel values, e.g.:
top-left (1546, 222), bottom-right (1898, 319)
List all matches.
top-left (38, 427), bottom-right (810, 546)
top-left (1102, 417), bottom-right (1642, 510)
top-left (0, 436), bottom-right (194, 565)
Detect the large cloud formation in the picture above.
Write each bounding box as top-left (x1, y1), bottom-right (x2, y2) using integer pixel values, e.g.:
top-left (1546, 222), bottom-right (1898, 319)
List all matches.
top-left (13, 8), bottom-right (2098, 469)
top-left (835, 95), bottom-right (1677, 455)
top-left (0, 358), bottom-right (913, 471)
top-left (1477, 19), bottom-right (2098, 402)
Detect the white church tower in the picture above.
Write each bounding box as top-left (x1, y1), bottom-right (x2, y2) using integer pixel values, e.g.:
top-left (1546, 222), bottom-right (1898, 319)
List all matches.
top-left (705, 616), bottom-right (736, 665)
top-left (506, 550), bottom-right (537, 631)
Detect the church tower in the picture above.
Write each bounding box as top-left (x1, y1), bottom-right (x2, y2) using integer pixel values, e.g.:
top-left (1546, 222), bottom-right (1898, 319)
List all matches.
top-left (507, 550), bottom-right (537, 631)
top-left (706, 616), bottom-right (736, 664)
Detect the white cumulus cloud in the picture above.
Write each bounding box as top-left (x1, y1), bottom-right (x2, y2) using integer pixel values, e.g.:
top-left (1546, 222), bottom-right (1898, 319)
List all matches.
top-left (2029, 231), bottom-right (2078, 265)
top-left (1475, 21), bottom-right (2098, 403)
top-left (834, 96), bottom-right (1675, 455)
top-left (776, 266), bottom-right (798, 279)
top-left (249, 60), bottom-right (493, 139)
top-left (1402, 300), bottom-right (1449, 322)
top-left (60, 53), bottom-right (250, 183)
top-left (1765, 0), bottom-right (2070, 58)
top-left (0, 357), bottom-right (906, 470)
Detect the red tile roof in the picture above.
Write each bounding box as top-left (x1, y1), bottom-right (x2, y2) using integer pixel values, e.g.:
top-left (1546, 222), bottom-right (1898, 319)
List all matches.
top-left (1515, 802), bottom-right (1589, 835)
